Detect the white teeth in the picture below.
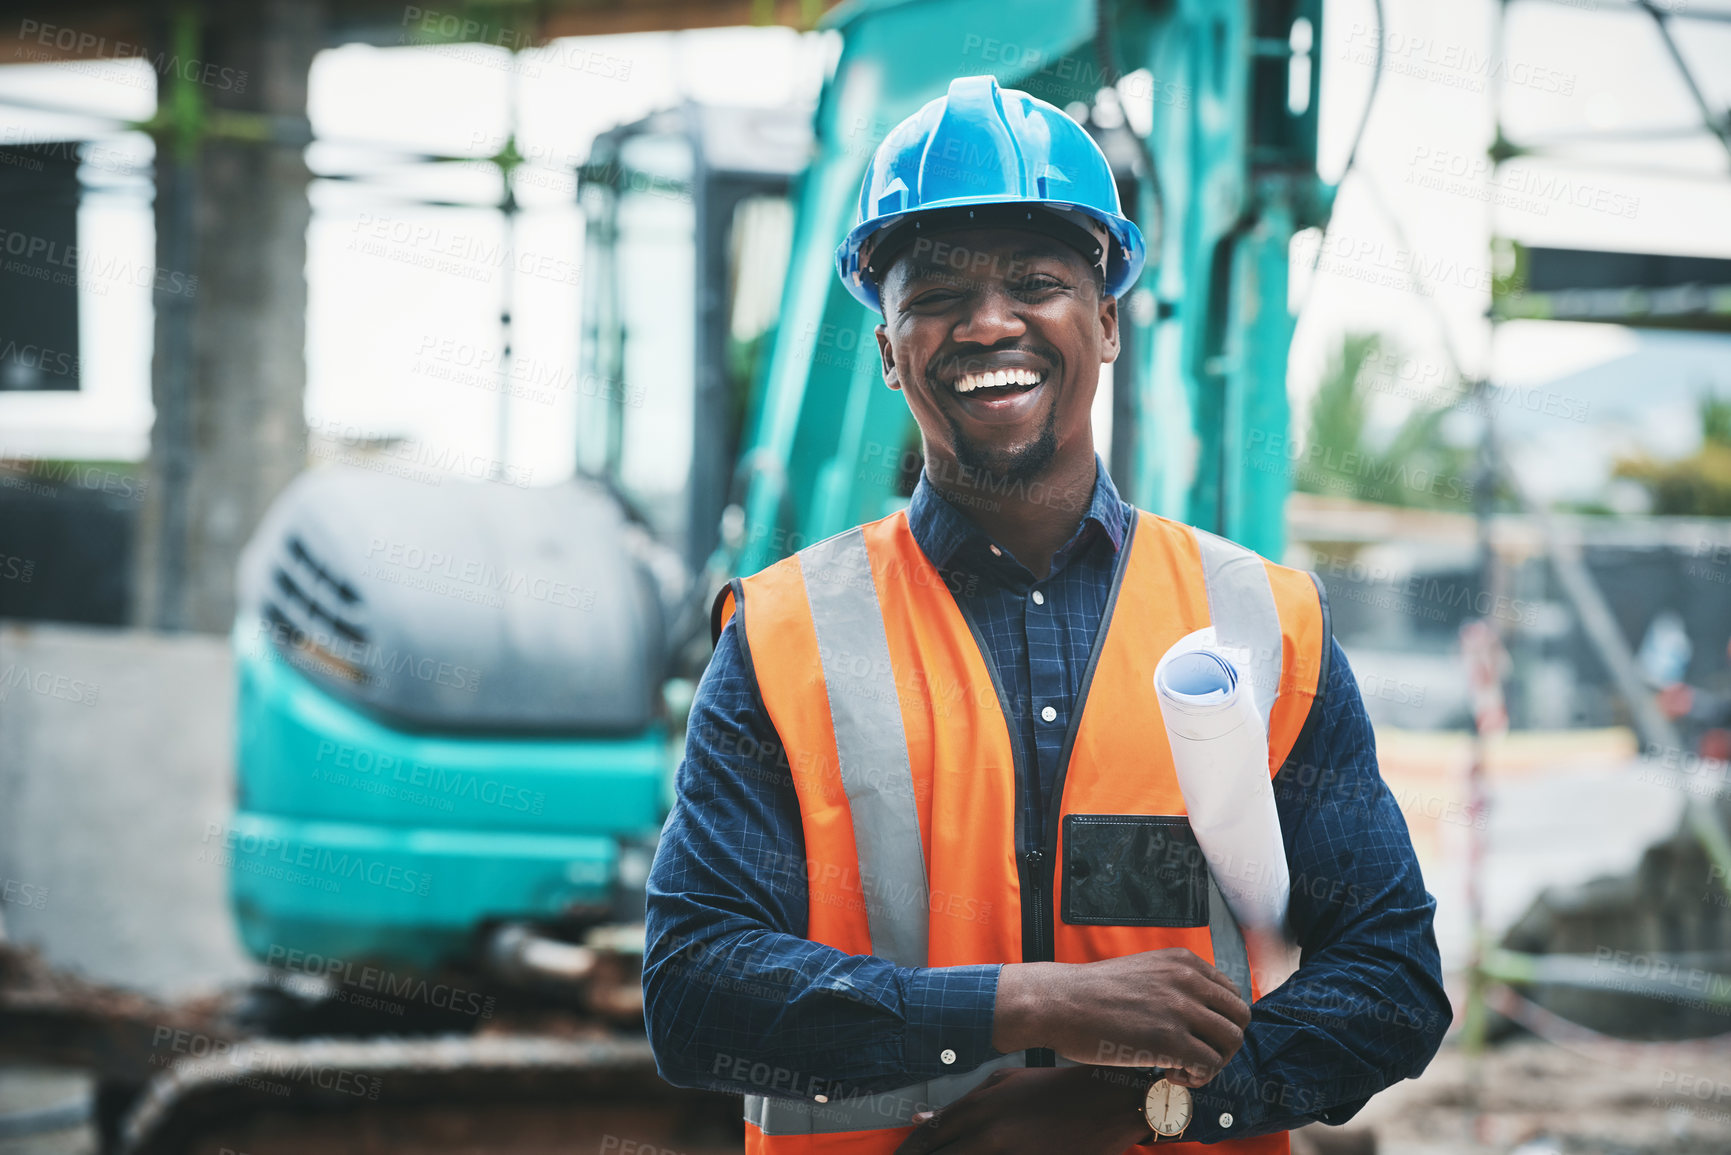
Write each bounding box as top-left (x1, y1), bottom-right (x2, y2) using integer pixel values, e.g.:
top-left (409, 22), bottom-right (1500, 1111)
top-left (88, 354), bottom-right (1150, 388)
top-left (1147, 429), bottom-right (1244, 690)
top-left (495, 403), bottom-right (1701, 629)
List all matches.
top-left (954, 368), bottom-right (1043, 393)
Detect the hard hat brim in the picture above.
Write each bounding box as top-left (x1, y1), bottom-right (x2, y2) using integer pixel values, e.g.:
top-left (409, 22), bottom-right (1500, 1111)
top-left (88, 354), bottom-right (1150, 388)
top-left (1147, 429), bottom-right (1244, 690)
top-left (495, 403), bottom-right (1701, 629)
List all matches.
top-left (837, 197), bottom-right (1146, 314)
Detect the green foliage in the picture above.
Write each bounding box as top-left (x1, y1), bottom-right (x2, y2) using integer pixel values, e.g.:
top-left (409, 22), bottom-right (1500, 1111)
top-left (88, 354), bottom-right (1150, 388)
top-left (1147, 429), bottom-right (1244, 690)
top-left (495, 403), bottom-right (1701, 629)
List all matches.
top-left (1701, 393), bottom-right (1731, 447)
top-left (1297, 334), bottom-right (1477, 510)
top-left (1614, 390), bottom-right (1731, 516)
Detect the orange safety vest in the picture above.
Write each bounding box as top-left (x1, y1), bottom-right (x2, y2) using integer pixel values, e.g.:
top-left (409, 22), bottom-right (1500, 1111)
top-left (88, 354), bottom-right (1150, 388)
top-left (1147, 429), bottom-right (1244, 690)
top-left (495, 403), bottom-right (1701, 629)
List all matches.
top-left (714, 507), bottom-right (1329, 1155)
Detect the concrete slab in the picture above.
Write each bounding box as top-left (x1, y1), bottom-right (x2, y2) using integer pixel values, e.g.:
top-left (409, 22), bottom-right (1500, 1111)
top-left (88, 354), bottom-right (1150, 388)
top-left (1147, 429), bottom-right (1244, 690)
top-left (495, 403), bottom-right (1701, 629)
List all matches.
top-left (0, 622), bottom-right (259, 1000)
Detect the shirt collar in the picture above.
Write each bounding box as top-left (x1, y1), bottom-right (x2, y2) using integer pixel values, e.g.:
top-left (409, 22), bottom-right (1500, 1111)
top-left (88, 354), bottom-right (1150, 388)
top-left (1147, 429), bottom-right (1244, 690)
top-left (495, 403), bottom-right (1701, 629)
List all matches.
top-left (906, 454), bottom-right (1130, 574)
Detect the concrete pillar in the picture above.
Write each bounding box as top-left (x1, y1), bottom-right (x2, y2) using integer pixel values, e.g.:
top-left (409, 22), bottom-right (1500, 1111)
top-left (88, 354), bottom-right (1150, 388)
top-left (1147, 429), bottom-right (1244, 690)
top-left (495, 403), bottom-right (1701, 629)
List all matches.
top-left (133, 0), bottom-right (322, 633)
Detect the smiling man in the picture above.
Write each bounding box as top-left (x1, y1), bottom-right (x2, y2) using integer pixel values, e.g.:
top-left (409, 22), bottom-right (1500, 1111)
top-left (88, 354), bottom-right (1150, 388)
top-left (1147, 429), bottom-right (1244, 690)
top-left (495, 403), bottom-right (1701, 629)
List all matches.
top-left (644, 76), bottom-right (1448, 1155)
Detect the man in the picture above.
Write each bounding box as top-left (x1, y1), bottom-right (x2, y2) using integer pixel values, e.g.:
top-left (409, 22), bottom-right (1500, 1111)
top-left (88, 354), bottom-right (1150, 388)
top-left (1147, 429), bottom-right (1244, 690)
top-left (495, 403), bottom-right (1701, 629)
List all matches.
top-left (644, 76), bottom-right (1448, 1153)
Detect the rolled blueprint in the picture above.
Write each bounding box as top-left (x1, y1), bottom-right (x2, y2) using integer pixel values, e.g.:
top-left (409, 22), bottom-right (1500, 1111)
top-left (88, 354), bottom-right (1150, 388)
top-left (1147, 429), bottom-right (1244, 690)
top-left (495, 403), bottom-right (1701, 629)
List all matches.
top-left (1154, 630), bottom-right (1300, 994)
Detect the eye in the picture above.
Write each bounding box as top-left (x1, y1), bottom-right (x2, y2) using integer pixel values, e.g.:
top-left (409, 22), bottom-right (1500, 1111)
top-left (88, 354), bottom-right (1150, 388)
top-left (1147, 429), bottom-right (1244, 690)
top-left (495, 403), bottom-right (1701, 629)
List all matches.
top-left (1015, 275), bottom-right (1066, 296)
top-left (908, 287), bottom-right (960, 309)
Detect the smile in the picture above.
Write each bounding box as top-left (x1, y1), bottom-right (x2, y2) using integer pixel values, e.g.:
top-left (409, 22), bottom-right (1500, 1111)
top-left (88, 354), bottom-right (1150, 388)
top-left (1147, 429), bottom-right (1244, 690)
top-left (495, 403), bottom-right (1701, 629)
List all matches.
top-left (952, 368), bottom-right (1046, 395)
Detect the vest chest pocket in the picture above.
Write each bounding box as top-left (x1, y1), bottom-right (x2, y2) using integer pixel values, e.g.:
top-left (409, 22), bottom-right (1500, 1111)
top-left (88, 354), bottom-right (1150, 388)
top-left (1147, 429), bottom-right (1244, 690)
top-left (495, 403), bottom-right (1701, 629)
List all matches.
top-left (1061, 814), bottom-right (1210, 927)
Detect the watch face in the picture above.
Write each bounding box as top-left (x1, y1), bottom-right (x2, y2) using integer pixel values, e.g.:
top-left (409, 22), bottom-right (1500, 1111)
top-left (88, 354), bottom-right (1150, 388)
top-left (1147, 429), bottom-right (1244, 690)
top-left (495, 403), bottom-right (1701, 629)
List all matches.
top-left (1144, 1078), bottom-right (1194, 1137)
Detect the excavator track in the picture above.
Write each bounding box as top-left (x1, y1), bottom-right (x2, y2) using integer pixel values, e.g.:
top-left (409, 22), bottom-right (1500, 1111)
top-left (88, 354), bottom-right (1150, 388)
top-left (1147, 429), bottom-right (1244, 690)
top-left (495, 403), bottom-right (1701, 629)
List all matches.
top-left (119, 1035), bottom-right (741, 1155)
top-left (2, 943), bottom-right (742, 1155)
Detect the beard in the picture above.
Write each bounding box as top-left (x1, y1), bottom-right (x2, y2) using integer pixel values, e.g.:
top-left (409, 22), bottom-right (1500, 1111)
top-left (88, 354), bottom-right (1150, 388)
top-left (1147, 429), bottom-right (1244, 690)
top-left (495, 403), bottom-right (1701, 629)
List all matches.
top-left (945, 398), bottom-right (1060, 488)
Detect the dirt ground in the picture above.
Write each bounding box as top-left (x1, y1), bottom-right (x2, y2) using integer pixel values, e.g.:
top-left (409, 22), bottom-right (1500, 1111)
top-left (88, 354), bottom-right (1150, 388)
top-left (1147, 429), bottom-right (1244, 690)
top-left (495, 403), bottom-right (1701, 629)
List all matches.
top-left (1332, 1036), bottom-right (1731, 1155)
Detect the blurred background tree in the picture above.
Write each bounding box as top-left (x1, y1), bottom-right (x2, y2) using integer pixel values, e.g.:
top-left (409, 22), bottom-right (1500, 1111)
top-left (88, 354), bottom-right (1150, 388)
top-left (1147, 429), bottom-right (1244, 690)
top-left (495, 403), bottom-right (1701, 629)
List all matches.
top-left (1297, 333), bottom-right (1477, 511)
top-left (1614, 392), bottom-right (1731, 516)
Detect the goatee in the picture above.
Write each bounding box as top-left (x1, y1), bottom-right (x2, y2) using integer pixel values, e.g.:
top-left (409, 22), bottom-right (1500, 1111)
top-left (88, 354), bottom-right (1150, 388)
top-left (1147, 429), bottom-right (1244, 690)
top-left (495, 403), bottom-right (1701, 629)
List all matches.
top-left (948, 402), bottom-right (1059, 490)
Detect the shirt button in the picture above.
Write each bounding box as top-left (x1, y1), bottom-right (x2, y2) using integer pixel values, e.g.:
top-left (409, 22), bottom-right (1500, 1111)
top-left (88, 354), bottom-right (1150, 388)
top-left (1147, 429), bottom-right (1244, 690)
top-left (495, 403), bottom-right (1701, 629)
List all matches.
top-left (814, 1094), bottom-right (829, 1103)
top-left (988, 545), bottom-right (1002, 557)
top-left (1040, 705), bottom-right (1057, 723)
top-left (1219, 1112), bottom-right (1234, 1128)
top-left (1030, 589), bottom-right (1045, 606)
top-left (940, 1048), bottom-right (957, 1065)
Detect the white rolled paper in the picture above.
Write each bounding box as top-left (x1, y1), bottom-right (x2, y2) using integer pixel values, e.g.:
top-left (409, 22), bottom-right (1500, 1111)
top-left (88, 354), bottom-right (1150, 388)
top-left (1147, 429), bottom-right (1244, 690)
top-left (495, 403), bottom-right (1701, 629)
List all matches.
top-left (1154, 629), bottom-right (1300, 993)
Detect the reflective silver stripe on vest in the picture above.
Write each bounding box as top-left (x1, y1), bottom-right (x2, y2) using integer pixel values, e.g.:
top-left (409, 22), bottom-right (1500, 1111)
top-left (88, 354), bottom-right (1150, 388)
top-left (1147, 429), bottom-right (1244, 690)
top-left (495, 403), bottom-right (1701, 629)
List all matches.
top-left (1191, 527), bottom-right (1283, 729)
top-left (797, 526), bottom-right (930, 968)
top-left (1207, 872), bottom-right (1253, 1005)
top-left (745, 1053), bottom-right (1025, 1136)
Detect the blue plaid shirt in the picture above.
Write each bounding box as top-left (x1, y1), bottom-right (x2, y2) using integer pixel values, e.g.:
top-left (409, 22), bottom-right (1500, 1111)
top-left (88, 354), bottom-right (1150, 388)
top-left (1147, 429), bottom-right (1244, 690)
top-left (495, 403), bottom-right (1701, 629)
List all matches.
top-left (644, 461), bottom-right (1449, 1142)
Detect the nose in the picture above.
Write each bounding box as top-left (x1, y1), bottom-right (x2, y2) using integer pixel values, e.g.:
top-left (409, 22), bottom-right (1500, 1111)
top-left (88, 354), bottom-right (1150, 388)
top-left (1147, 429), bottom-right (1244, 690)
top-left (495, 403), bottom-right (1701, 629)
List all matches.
top-left (951, 283), bottom-right (1026, 347)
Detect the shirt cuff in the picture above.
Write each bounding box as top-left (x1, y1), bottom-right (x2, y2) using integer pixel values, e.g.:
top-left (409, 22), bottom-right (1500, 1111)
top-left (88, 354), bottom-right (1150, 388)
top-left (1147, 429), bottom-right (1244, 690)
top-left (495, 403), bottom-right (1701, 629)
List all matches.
top-left (1181, 1077), bottom-right (1247, 1144)
top-left (898, 963), bottom-right (1003, 1080)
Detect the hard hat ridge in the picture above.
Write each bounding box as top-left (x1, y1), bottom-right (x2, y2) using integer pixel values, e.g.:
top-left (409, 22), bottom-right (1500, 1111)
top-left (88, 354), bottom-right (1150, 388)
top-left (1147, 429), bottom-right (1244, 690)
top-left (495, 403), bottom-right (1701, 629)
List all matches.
top-left (836, 74), bottom-right (1146, 313)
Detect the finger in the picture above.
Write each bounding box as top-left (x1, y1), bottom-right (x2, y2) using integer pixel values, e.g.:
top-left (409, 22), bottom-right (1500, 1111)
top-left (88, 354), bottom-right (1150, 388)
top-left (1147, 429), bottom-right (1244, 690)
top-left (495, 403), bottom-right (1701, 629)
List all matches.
top-left (1189, 1004), bottom-right (1247, 1065)
top-left (1171, 1061), bottom-right (1227, 1087)
top-left (1199, 959), bottom-right (1243, 995)
top-left (893, 1110), bottom-right (945, 1155)
top-left (1158, 1023), bottom-right (1230, 1079)
top-left (897, 1102), bottom-right (982, 1155)
top-left (1191, 970), bottom-right (1253, 1031)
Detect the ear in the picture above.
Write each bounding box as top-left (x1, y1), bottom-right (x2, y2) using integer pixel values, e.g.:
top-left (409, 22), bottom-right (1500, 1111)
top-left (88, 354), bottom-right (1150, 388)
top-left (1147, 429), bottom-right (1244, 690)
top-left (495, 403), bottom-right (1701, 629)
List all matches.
top-left (1097, 293), bottom-right (1121, 366)
top-left (875, 323), bottom-right (902, 391)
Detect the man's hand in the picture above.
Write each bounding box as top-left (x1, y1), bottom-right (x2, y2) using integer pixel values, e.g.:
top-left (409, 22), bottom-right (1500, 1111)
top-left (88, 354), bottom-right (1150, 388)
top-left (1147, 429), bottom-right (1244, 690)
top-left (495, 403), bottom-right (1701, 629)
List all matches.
top-left (992, 949), bottom-right (1250, 1086)
top-left (893, 1067), bottom-right (1151, 1155)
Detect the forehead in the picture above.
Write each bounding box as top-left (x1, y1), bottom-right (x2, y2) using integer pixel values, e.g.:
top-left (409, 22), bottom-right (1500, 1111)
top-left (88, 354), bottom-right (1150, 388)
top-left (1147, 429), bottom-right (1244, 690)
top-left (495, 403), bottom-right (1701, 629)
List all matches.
top-left (889, 226), bottom-right (1084, 284)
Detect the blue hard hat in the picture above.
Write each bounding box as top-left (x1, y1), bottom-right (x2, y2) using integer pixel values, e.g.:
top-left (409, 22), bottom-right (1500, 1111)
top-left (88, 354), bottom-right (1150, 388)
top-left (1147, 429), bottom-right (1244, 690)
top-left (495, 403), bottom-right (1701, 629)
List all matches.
top-left (835, 75), bottom-right (1146, 314)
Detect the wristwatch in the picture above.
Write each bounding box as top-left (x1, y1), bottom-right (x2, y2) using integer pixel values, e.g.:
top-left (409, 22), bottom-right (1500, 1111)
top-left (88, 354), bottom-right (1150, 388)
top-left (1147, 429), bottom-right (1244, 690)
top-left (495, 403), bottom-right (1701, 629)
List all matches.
top-left (1139, 1071), bottom-right (1193, 1143)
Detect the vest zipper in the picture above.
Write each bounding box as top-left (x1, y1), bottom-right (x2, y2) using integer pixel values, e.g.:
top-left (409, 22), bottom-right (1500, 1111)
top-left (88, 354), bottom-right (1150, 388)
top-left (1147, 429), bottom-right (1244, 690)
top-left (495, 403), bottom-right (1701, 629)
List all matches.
top-left (1023, 517), bottom-right (1138, 1071)
top-left (1022, 848), bottom-right (1047, 957)
top-left (1020, 846), bottom-right (1056, 1067)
